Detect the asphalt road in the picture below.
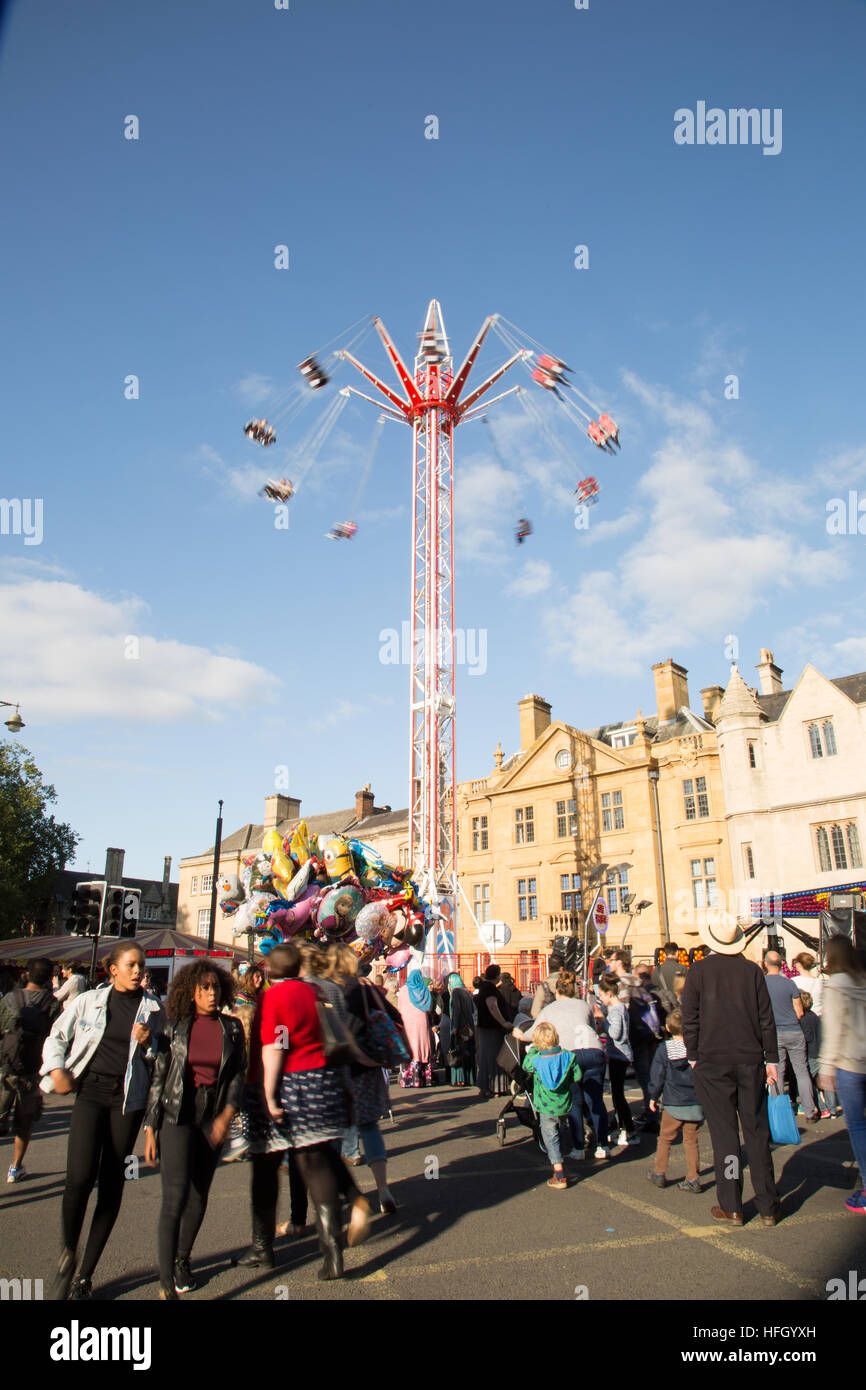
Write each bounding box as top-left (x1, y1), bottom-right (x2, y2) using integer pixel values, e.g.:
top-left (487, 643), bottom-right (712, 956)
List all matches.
top-left (1, 1082), bottom-right (864, 1304)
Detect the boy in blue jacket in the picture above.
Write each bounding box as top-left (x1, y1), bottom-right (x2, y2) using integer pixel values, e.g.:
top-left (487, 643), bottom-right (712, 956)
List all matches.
top-left (647, 1010), bottom-right (704, 1192)
top-left (523, 1022), bottom-right (581, 1189)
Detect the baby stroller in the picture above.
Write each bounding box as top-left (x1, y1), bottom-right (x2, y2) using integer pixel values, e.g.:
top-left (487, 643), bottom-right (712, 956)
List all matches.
top-left (494, 1030), bottom-right (573, 1157)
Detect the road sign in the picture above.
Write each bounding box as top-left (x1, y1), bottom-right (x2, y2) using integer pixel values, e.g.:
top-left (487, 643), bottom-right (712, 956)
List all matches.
top-left (593, 898), bottom-right (609, 934)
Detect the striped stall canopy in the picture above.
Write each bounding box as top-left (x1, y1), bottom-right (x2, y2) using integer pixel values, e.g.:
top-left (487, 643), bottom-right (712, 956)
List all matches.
top-left (0, 927), bottom-right (238, 969)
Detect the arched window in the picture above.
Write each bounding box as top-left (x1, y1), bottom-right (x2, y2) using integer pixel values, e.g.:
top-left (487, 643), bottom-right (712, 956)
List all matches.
top-left (823, 720), bottom-right (838, 756)
top-left (831, 824), bottom-right (847, 870)
top-left (808, 724), bottom-right (823, 759)
top-left (847, 823), bottom-right (862, 869)
top-left (816, 827), bottom-right (831, 872)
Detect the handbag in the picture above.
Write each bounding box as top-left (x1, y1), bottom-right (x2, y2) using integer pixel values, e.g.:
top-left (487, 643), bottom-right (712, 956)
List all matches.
top-left (358, 979), bottom-right (410, 1067)
top-left (313, 989), bottom-right (356, 1067)
top-left (767, 1081), bottom-right (801, 1145)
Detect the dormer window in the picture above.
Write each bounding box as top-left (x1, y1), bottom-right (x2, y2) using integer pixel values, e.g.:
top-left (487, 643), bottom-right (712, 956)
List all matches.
top-left (611, 728), bottom-right (637, 749)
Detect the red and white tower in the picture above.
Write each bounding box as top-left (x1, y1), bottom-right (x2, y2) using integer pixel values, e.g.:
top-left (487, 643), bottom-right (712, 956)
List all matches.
top-left (339, 301), bottom-right (526, 916)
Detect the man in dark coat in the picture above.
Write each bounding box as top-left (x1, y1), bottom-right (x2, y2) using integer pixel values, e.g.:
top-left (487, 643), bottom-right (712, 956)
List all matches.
top-left (681, 917), bottom-right (780, 1227)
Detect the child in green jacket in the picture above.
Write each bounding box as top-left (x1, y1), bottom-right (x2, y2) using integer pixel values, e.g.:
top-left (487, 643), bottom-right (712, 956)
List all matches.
top-left (523, 1022), bottom-right (582, 1189)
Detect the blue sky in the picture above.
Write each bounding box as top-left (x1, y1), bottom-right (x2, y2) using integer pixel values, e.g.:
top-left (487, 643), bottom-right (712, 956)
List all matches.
top-left (1, 0), bottom-right (865, 879)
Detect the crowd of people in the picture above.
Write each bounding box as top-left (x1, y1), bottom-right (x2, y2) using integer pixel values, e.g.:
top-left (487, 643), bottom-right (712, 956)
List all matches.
top-left (0, 917), bottom-right (864, 1299)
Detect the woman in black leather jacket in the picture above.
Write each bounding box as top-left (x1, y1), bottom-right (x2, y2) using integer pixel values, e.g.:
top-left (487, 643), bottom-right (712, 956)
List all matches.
top-left (144, 961), bottom-right (245, 1300)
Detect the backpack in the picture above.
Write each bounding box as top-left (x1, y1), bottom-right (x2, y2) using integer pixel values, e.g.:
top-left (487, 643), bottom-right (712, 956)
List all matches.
top-left (536, 978), bottom-right (556, 1010)
top-left (629, 989), bottom-right (663, 1041)
top-left (0, 989), bottom-right (60, 1078)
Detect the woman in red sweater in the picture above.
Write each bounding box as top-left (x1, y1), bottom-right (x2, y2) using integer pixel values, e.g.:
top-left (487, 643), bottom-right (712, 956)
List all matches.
top-left (261, 943), bottom-right (369, 1280)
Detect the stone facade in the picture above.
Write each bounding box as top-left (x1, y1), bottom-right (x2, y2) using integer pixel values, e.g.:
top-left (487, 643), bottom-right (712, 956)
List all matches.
top-left (714, 651), bottom-right (866, 952)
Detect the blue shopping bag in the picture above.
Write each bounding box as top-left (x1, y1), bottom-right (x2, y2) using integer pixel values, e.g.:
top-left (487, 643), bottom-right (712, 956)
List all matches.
top-left (767, 1082), bottom-right (801, 1145)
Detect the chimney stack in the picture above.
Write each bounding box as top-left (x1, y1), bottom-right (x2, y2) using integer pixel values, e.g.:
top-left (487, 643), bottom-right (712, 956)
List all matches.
top-left (700, 686), bottom-right (725, 724)
top-left (651, 659), bottom-right (690, 724)
top-left (518, 693), bottom-right (552, 749)
top-left (355, 784), bottom-right (375, 823)
top-left (162, 856), bottom-right (172, 910)
top-left (104, 847), bottom-right (125, 885)
top-left (755, 649), bottom-right (783, 696)
top-left (263, 793), bottom-right (301, 832)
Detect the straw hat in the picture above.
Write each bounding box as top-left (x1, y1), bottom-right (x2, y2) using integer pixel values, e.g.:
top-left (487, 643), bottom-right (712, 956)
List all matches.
top-left (698, 909), bottom-right (747, 956)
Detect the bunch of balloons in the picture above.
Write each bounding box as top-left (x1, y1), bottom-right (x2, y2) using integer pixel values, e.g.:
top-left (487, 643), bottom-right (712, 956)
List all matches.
top-left (218, 820), bottom-right (437, 970)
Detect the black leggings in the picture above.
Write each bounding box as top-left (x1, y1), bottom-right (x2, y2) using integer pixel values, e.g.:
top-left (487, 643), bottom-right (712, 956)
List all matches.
top-left (157, 1118), bottom-right (221, 1286)
top-left (608, 1059), bottom-right (634, 1134)
top-left (62, 1078), bottom-right (143, 1280)
top-left (293, 1142), bottom-right (359, 1210)
top-left (250, 1151), bottom-right (309, 1237)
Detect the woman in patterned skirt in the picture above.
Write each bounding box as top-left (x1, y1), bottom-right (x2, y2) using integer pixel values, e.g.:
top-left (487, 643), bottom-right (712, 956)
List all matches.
top-left (261, 944), bottom-right (370, 1281)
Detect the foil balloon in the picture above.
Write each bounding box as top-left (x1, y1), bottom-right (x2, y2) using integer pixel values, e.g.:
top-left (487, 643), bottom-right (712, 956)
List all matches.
top-left (385, 946), bottom-right (411, 971)
top-left (315, 883), bottom-right (364, 939)
top-left (266, 884), bottom-right (321, 937)
top-left (355, 901), bottom-right (396, 943)
top-left (322, 836), bottom-right (354, 882)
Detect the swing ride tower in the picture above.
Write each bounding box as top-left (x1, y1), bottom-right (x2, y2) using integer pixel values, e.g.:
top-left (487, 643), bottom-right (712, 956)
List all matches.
top-left (337, 301), bottom-right (527, 911)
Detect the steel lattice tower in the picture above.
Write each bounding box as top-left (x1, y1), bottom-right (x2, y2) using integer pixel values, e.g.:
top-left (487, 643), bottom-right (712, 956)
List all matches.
top-left (339, 301), bottom-right (526, 912)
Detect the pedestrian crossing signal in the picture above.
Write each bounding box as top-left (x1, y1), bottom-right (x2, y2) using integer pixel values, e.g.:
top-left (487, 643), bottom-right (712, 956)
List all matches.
top-left (67, 881), bottom-right (106, 937)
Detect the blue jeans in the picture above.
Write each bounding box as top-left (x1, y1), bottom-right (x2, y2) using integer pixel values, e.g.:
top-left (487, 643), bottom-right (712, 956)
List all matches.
top-left (358, 1121), bottom-right (386, 1164)
top-left (341, 1124), bottom-right (360, 1160)
top-left (538, 1113), bottom-right (564, 1166)
top-left (835, 1068), bottom-right (866, 1186)
top-left (569, 1050), bottom-right (609, 1147)
top-left (809, 1059), bottom-right (837, 1112)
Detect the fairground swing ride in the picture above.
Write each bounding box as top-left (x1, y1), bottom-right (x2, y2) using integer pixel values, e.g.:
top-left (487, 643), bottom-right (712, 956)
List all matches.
top-left (243, 302), bottom-right (621, 967)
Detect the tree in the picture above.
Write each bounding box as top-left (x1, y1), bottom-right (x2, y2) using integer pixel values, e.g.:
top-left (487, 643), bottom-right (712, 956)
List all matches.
top-left (0, 744), bottom-right (79, 939)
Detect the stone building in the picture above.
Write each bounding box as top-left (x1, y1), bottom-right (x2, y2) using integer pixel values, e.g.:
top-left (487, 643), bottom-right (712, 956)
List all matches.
top-left (714, 649), bottom-right (866, 952)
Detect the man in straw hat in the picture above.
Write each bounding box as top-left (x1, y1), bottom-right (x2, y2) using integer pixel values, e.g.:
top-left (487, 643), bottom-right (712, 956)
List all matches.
top-left (681, 910), bottom-right (781, 1227)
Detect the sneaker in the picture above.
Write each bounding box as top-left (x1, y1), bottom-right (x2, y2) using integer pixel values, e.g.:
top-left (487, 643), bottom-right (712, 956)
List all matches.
top-left (173, 1257), bottom-right (196, 1293)
top-left (69, 1277), bottom-right (92, 1300)
top-left (619, 1131), bottom-right (640, 1146)
top-left (844, 1190), bottom-right (866, 1215)
top-left (820, 1109), bottom-right (832, 1119)
top-left (221, 1133), bottom-right (250, 1163)
top-left (677, 1178), bottom-right (701, 1193)
top-left (646, 1170), bottom-right (666, 1189)
top-left (593, 1146), bottom-right (611, 1160)
top-left (6, 1165), bottom-right (26, 1183)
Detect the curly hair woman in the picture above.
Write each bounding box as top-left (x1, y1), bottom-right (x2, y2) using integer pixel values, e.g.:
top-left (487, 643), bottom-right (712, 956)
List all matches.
top-left (144, 961), bottom-right (245, 1299)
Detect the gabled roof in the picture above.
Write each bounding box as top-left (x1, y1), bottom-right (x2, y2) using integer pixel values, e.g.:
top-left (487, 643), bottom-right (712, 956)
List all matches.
top-left (352, 808), bottom-right (409, 836)
top-left (752, 670), bottom-right (866, 724)
top-left (198, 804), bottom-right (404, 859)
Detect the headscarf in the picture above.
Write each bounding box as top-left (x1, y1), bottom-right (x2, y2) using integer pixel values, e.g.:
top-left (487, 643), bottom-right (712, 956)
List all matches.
top-left (406, 969), bottom-right (432, 1012)
top-left (447, 972), bottom-right (466, 997)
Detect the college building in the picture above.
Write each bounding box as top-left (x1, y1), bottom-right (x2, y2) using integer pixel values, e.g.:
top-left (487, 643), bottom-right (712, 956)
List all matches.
top-left (177, 648), bottom-right (866, 970)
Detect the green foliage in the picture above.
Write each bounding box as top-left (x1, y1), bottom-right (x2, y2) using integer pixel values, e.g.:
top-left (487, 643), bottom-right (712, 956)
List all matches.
top-left (0, 744), bottom-right (79, 939)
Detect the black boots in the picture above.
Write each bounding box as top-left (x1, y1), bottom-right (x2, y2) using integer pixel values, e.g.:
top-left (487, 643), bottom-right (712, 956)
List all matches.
top-left (232, 1239), bottom-right (275, 1270)
top-left (313, 1202), bottom-right (344, 1281)
top-left (231, 1208), bottom-right (276, 1270)
top-left (49, 1248), bottom-right (77, 1301)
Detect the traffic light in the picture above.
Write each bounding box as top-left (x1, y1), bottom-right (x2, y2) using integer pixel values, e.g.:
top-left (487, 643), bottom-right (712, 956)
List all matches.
top-left (102, 887), bottom-right (124, 935)
top-left (67, 881), bottom-right (106, 936)
top-left (102, 886), bottom-right (141, 938)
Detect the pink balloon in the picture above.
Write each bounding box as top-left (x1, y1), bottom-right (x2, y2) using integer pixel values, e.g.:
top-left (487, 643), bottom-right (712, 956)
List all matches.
top-left (385, 947), bottom-right (411, 970)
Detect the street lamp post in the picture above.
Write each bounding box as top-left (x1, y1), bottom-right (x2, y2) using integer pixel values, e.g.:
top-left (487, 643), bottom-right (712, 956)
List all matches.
top-left (206, 800), bottom-right (224, 954)
top-left (1, 701), bottom-right (25, 734)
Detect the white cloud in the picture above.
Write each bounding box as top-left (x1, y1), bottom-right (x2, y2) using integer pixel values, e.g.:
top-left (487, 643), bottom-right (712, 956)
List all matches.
top-left (308, 699), bottom-right (367, 733)
top-left (506, 559), bottom-right (552, 597)
top-left (232, 373), bottom-right (276, 407)
top-left (546, 375), bottom-right (851, 678)
top-left (0, 575), bottom-right (281, 721)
